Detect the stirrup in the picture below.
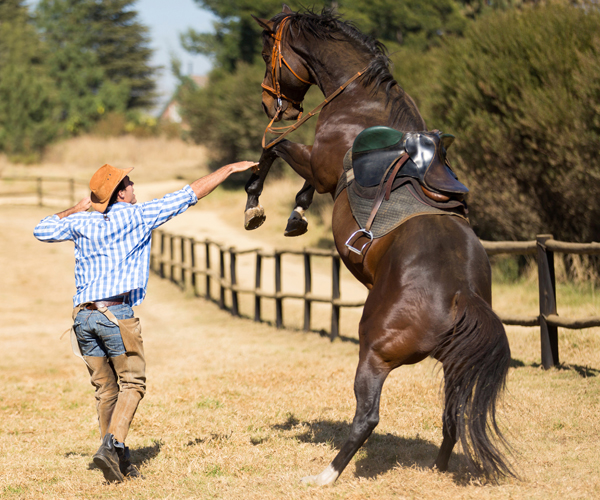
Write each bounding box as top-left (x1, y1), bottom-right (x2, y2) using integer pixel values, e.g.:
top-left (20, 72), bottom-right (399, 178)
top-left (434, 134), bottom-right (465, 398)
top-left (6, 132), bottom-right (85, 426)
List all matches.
top-left (345, 229), bottom-right (374, 256)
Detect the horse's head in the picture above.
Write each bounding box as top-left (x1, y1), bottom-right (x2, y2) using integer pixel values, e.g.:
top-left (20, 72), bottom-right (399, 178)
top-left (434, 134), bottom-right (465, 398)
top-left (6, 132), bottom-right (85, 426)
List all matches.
top-left (253, 7), bottom-right (313, 122)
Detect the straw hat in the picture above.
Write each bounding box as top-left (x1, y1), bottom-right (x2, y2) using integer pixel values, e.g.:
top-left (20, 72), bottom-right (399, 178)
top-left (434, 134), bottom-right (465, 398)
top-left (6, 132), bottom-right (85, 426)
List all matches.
top-left (89, 164), bottom-right (134, 213)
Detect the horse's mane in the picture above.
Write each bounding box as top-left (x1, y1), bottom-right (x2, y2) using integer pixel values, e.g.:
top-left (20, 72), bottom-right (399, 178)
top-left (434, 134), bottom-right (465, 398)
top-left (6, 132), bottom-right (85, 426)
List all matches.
top-left (270, 8), bottom-right (422, 129)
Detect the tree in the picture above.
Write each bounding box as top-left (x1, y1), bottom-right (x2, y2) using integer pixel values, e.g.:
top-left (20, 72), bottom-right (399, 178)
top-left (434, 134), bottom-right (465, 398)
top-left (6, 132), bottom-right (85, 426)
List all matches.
top-left (429, 3), bottom-right (600, 244)
top-left (182, 0), bottom-right (470, 71)
top-left (0, 0), bottom-right (58, 159)
top-left (34, 0), bottom-right (157, 135)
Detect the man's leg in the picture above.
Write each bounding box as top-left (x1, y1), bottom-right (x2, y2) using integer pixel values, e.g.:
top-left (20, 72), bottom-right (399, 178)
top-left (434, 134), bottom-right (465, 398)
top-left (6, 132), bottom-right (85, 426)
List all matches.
top-left (84, 356), bottom-right (119, 438)
top-left (108, 352), bottom-right (146, 443)
top-left (84, 305), bottom-right (146, 482)
top-left (91, 354), bottom-right (145, 482)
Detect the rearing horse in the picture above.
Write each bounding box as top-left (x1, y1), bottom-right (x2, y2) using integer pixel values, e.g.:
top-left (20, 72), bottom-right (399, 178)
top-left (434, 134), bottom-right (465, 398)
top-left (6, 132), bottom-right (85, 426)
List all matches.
top-left (247, 6), bottom-right (514, 485)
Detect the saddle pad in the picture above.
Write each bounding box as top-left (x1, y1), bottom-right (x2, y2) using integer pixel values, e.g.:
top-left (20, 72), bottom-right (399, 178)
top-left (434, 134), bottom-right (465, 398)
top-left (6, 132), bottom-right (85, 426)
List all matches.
top-left (339, 150), bottom-right (467, 238)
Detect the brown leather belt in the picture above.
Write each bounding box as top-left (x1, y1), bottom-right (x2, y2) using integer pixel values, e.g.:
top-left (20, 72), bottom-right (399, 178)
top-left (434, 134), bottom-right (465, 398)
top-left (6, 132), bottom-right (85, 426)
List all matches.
top-left (84, 296), bottom-right (128, 310)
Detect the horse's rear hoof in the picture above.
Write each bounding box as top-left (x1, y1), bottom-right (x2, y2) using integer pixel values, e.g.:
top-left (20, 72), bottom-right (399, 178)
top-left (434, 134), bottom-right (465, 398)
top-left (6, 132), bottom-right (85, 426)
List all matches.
top-left (299, 464), bottom-right (339, 486)
top-left (284, 209), bottom-right (308, 237)
top-left (244, 206), bottom-right (266, 230)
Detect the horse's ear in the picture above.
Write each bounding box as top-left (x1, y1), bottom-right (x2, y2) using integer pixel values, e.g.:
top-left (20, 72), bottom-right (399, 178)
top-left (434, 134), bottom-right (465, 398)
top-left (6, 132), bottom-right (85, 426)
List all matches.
top-left (251, 14), bottom-right (274, 33)
top-left (282, 4), bottom-right (293, 14)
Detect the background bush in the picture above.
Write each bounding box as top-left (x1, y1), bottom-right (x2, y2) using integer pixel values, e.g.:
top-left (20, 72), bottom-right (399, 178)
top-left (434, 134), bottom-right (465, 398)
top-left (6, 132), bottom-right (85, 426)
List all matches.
top-left (426, 4), bottom-right (600, 245)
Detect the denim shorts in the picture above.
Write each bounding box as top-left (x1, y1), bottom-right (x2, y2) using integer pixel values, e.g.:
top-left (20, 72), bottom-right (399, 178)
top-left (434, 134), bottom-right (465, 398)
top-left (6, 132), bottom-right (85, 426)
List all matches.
top-left (73, 304), bottom-right (134, 358)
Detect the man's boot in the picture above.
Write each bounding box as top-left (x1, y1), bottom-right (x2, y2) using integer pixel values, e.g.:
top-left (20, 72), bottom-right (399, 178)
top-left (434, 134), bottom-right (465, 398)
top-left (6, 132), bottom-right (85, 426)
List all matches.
top-left (116, 446), bottom-right (142, 479)
top-left (93, 433), bottom-right (124, 483)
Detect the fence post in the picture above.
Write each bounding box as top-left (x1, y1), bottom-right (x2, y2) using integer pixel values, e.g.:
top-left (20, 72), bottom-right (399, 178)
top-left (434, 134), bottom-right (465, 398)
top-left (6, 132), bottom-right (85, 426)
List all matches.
top-left (159, 232), bottom-right (166, 279)
top-left (230, 248), bottom-right (239, 316)
top-left (219, 247), bottom-right (226, 309)
top-left (69, 178), bottom-right (75, 206)
top-left (537, 234), bottom-right (559, 369)
top-left (304, 251), bottom-right (312, 331)
top-left (37, 177), bottom-right (43, 206)
top-left (331, 254), bottom-right (341, 341)
top-left (275, 252), bottom-right (283, 328)
top-left (170, 235), bottom-right (175, 282)
top-left (205, 240), bottom-right (211, 300)
top-left (190, 238), bottom-right (197, 296)
top-left (254, 253), bottom-right (262, 322)
top-left (180, 237), bottom-right (186, 288)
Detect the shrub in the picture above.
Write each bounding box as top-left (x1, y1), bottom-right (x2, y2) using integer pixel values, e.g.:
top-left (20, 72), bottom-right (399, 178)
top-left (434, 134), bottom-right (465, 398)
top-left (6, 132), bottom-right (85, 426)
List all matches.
top-left (428, 3), bottom-right (600, 244)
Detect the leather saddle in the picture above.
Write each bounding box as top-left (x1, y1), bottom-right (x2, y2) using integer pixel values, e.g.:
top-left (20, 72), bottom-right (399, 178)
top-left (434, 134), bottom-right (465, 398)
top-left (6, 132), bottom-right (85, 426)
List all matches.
top-left (351, 126), bottom-right (468, 200)
top-left (342, 126), bottom-right (469, 256)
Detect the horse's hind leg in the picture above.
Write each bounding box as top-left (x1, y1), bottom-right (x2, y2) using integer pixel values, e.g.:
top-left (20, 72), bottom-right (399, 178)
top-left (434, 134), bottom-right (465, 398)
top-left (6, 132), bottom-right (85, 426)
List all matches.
top-left (301, 356), bottom-right (389, 486)
top-left (244, 148), bottom-right (277, 230)
top-left (433, 385), bottom-right (457, 472)
top-left (284, 181), bottom-right (315, 237)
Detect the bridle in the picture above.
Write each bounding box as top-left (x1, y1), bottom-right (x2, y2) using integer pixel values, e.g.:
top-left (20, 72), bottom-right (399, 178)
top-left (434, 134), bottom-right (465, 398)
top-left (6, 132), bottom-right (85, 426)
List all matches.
top-left (261, 16), bottom-right (311, 110)
top-left (261, 16), bottom-right (368, 149)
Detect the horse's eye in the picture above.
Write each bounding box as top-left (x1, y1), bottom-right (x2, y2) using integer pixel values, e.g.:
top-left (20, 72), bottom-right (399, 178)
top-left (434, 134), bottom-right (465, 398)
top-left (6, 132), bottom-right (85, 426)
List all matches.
top-left (262, 53), bottom-right (269, 62)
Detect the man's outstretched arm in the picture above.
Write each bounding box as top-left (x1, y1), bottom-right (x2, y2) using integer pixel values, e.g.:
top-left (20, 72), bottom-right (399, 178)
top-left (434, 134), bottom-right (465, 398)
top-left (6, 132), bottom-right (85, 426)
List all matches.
top-left (190, 161), bottom-right (258, 200)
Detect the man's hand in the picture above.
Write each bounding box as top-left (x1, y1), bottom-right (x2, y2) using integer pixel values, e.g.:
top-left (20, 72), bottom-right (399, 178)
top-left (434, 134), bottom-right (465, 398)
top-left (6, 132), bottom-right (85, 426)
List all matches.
top-left (228, 161), bottom-right (259, 173)
top-left (56, 197), bottom-right (92, 219)
top-left (190, 160), bottom-right (259, 200)
top-left (74, 197), bottom-right (92, 212)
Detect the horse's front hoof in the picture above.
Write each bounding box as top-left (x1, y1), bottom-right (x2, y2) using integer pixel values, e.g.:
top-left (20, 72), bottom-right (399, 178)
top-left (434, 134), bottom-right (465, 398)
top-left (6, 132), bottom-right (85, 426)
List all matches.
top-left (284, 209), bottom-right (308, 237)
top-left (244, 206), bottom-right (266, 230)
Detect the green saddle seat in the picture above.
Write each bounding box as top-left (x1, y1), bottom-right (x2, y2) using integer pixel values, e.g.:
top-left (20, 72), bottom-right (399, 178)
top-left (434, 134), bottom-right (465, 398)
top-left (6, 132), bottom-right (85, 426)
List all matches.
top-left (351, 126), bottom-right (468, 196)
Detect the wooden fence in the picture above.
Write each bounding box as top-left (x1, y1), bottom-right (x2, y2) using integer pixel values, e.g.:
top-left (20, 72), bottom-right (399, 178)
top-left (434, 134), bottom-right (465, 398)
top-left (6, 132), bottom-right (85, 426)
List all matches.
top-left (149, 230), bottom-right (365, 338)
top-left (482, 235), bottom-right (600, 368)
top-left (150, 230), bottom-right (600, 370)
top-left (0, 176), bottom-right (87, 207)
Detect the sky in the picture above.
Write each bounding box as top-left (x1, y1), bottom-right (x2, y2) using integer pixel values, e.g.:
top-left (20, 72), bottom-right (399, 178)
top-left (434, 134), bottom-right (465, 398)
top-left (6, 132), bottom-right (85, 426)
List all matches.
top-left (135, 0), bottom-right (216, 111)
top-left (27, 0), bottom-right (217, 113)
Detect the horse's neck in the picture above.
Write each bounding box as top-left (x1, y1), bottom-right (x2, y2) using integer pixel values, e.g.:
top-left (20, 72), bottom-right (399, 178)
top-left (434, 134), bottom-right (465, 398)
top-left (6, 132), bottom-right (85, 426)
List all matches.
top-left (307, 46), bottom-right (426, 131)
top-left (309, 49), bottom-right (369, 98)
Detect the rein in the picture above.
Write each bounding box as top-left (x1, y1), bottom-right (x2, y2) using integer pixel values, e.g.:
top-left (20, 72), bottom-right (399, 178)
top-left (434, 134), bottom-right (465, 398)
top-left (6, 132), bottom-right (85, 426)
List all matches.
top-left (261, 17), bottom-right (367, 149)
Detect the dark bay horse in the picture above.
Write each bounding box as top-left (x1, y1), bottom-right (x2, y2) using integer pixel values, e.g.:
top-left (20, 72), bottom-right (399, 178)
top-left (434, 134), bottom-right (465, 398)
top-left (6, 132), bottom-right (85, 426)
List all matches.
top-left (247, 6), bottom-right (514, 485)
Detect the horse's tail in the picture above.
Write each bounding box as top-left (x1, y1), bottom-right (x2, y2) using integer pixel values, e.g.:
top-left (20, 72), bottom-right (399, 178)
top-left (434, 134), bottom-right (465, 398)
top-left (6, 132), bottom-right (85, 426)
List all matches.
top-left (435, 292), bottom-right (515, 479)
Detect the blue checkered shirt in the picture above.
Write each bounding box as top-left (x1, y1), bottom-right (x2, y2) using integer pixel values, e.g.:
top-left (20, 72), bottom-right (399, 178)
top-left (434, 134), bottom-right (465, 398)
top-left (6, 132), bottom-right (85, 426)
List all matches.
top-left (34, 185), bottom-right (198, 307)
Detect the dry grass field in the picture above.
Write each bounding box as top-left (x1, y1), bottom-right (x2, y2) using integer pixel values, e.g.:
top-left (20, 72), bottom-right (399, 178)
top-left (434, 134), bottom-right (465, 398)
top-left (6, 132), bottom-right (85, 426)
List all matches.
top-left (1, 137), bottom-right (599, 499)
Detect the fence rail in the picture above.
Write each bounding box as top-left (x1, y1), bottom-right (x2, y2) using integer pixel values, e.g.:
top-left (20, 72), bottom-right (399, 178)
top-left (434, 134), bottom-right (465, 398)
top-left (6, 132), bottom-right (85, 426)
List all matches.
top-left (0, 176), bottom-right (88, 207)
top-left (150, 230), bottom-right (599, 370)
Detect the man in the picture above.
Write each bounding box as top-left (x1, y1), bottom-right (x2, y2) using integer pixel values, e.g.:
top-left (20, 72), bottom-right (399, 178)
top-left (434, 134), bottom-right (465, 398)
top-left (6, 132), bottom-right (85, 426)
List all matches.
top-left (33, 160), bottom-right (257, 483)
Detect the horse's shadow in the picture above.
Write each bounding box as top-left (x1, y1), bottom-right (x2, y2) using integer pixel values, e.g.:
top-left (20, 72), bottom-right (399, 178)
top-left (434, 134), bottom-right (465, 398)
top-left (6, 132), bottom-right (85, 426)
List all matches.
top-left (83, 438), bottom-right (163, 471)
top-left (273, 415), bottom-right (468, 482)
